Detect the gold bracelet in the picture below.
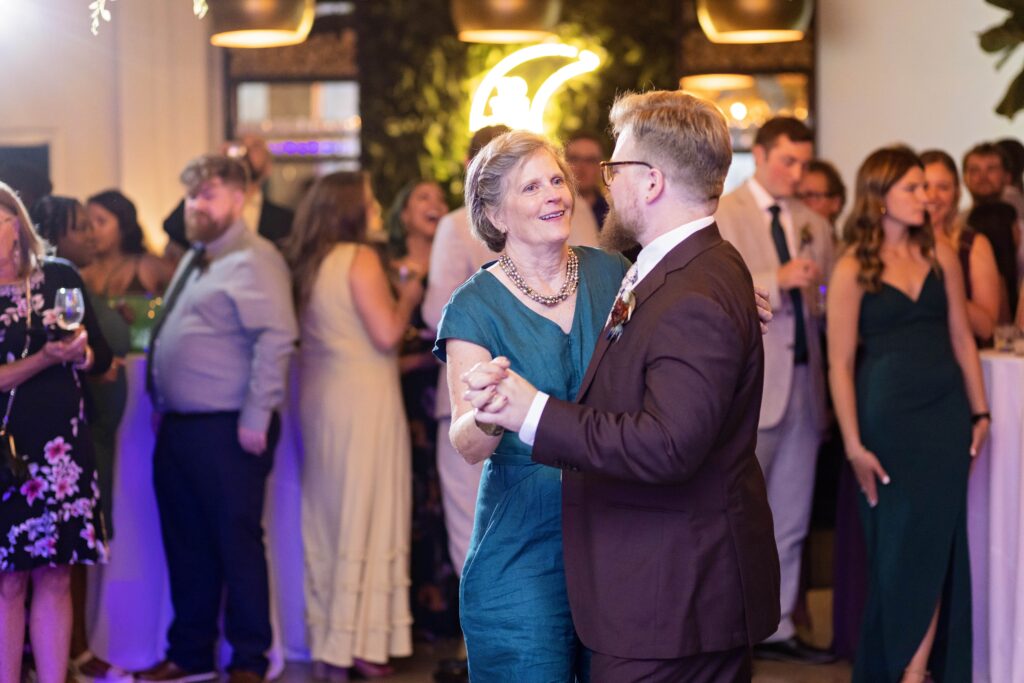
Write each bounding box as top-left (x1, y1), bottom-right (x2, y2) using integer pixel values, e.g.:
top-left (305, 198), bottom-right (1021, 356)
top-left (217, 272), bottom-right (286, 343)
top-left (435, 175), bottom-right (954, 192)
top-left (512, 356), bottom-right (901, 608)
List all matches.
top-left (475, 418), bottom-right (504, 437)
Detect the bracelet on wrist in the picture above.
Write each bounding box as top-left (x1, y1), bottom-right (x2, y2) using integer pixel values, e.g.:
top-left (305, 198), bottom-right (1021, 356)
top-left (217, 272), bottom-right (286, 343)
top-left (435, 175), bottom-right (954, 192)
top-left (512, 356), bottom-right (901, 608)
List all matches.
top-left (971, 412), bottom-right (991, 425)
top-left (475, 417), bottom-right (504, 437)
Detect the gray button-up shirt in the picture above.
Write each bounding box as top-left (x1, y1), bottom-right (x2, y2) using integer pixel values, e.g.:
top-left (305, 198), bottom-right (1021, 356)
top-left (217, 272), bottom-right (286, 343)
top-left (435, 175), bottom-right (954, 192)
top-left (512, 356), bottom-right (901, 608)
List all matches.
top-left (151, 219), bottom-right (297, 432)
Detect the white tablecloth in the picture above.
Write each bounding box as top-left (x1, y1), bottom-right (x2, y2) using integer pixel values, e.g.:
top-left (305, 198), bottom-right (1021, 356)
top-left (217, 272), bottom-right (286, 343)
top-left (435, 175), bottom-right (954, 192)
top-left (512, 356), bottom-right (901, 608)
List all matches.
top-left (86, 355), bottom-right (310, 673)
top-left (969, 350), bottom-right (1024, 682)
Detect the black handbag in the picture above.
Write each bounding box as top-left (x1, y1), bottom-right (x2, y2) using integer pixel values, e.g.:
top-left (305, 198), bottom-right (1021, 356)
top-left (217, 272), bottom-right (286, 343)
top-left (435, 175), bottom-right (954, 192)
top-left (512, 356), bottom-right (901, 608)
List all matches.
top-left (0, 277), bottom-right (33, 490)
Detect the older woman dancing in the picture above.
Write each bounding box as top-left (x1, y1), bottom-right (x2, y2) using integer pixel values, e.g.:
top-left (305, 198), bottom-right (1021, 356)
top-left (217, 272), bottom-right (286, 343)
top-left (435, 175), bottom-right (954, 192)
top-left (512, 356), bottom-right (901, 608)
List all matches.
top-left (434, 131), bottom-right (769, 681)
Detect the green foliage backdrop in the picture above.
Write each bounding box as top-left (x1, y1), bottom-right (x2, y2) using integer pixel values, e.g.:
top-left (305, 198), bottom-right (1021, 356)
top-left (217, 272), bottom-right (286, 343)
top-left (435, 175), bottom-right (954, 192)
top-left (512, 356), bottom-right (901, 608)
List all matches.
top-left (357, 0), bottom-right (679, 208)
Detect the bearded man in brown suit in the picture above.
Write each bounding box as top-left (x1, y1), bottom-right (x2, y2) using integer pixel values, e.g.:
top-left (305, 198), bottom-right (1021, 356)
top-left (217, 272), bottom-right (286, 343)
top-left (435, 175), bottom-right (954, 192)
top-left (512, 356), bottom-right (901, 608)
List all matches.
top-left (464, 90), bottom-right (780, 682)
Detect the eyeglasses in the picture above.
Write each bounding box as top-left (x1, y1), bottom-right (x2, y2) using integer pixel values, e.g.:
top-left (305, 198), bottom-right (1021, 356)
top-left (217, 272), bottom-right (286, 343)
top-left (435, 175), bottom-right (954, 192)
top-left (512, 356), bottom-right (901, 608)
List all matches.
top-left (600, 160), bottom-right (654, 187)
top-left (796, 191), bottom-right (836, 202)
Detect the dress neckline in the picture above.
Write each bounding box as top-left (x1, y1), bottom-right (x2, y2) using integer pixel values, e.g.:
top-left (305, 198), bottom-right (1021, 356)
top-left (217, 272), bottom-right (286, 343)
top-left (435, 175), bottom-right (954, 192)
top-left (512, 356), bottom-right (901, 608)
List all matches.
top-left (880, 269), bottom-right (935, 305)
top-left (479, 249), bottom-right (584, 338)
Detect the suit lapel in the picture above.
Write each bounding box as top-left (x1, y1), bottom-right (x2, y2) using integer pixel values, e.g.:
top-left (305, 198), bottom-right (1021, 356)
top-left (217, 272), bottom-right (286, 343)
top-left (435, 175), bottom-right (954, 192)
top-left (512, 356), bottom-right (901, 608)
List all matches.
top-left (575, 225), bottom-right (724, 400)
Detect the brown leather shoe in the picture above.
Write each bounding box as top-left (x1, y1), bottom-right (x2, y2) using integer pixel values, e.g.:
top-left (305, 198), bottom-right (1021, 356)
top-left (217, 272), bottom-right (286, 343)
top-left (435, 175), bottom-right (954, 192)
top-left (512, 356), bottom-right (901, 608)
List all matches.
top-left (134, 660), bottom-right (217, 683)
top-left (226, 670), bottom-right (265, 683)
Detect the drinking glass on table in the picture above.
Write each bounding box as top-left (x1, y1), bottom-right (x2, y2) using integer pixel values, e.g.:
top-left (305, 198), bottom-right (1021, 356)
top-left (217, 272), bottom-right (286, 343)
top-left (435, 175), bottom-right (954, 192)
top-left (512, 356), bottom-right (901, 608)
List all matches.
top-left (994, 324), bottom-right (1016, 353)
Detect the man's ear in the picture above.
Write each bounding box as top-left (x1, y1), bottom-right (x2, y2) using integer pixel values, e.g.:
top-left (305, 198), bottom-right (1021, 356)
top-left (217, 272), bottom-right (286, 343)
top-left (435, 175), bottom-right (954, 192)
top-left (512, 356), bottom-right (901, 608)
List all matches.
top-left (753, 143), bottom-right (767, 168)
top-left (645, 166), bottom-right (666, 204)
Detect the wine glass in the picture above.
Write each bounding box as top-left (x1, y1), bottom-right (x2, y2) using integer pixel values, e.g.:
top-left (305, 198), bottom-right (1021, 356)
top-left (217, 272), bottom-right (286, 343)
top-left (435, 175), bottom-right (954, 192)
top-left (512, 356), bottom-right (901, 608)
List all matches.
top-left (54, 287), bottom-right (85, 334)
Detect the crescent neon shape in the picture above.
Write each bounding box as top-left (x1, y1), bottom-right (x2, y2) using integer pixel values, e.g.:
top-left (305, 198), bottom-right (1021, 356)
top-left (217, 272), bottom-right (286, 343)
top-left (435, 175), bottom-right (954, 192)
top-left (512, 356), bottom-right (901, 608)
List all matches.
top-left (469, 45), bottom-right (601, 133)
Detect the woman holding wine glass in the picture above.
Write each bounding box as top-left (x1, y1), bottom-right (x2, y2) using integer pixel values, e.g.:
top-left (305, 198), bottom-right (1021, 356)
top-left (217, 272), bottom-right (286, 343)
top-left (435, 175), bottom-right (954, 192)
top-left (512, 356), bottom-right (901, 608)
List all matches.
top-left (0, 183), bottom-right (112, 683)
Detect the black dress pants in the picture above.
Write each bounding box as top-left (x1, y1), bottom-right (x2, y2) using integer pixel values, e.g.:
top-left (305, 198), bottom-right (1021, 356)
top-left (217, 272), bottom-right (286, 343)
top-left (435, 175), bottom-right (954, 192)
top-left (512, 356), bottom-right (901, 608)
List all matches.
top-left (153, 411), bottom-right (279, 676)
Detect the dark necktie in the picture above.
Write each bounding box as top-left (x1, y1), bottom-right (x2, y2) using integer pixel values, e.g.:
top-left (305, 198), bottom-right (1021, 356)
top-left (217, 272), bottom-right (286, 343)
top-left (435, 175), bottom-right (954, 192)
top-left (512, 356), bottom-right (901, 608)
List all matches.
top-left (768, 205), bottom-right (808, 364)
top-left (145, 244), bottom-right (206, 402)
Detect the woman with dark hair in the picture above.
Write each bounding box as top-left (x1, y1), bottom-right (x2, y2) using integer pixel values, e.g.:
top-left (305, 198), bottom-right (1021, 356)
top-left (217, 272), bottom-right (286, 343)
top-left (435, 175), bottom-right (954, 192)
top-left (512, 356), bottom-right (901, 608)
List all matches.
top-left (0, 185), bottom-right (112, 683)
top-left (920, 150), bottom-right (1001, 342)
top-left (82, 190), bottom-right (173, 298)
top-left (966, 201), bottom-right (1019, 321)
top-left (828, 147), bottom-right (988, 682)
top-left (32, 195), bottom-right (131, 683)
top-left (383, 180), bottom-right (461, 641)
top-left (286, 172), bottom-right (422, 680)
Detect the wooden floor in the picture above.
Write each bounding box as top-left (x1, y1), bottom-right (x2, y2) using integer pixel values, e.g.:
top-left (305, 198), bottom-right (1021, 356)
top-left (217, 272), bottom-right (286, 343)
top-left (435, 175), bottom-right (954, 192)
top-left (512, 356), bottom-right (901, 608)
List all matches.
top-left (278, 589), bottom-right (852, 682)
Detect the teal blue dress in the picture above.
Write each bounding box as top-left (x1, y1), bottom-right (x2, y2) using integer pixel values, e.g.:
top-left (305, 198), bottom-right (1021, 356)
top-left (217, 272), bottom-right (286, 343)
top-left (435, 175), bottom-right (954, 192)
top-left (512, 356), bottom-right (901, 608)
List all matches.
top-left (434, 247), bottom-right (628, 683)
top-left (853, 270), bottom-right (972, 682)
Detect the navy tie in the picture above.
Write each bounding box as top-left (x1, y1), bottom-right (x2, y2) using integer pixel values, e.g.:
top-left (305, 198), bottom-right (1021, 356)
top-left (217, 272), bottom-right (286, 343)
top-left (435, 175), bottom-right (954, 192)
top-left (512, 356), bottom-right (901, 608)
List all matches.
top-left (769, 205), bottom-right (808, 364)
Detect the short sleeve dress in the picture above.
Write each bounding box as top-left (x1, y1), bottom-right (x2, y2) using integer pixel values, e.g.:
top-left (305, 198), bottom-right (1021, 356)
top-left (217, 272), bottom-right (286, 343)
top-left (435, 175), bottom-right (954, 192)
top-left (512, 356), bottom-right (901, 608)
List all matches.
top-left (434, 246), bottom-right (628, 682)
top-left (0, 260), bottom-right (110, 571)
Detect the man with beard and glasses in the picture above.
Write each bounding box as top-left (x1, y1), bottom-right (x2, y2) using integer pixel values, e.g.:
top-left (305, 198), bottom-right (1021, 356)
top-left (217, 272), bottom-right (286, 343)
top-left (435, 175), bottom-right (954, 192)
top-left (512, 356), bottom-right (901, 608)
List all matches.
top-left (136, 155), bottom-right (297, 683)
top-left (458, 90), bottom-right (779, 681)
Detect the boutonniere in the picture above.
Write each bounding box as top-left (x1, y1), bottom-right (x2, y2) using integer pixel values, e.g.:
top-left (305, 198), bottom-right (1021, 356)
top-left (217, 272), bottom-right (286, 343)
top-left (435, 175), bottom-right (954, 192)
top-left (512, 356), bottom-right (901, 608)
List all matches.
top-left (798, 224), bottom-right (813, 250)
top-left (606, 290), bottom-right (636, 342)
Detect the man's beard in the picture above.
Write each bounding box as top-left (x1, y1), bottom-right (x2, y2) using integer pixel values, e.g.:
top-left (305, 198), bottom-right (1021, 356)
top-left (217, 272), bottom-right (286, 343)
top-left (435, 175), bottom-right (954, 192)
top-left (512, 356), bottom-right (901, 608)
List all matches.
top-left (185, 210), bottom-right (232, 243)
top-left (599, 204), bottom-right (641, 254)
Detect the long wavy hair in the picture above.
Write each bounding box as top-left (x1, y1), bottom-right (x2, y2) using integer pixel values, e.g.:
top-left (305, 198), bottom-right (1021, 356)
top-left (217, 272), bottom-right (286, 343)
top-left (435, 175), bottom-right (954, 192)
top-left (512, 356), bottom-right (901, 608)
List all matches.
top-left (842, 146), bottom-right (936, 293)
top-left (285, 171), bottom-right (368, 310)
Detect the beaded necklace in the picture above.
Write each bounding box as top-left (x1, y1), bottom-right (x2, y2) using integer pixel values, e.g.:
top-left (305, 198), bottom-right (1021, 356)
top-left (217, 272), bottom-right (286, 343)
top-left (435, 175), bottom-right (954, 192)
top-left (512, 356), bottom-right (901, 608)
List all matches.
top-left (498, 249), bottom-right (579, 306)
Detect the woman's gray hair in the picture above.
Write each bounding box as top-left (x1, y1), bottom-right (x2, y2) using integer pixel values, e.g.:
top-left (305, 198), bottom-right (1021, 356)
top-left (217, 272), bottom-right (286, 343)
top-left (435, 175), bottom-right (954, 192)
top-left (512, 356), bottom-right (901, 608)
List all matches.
top-left (464, 130), bottom-right (576, 252)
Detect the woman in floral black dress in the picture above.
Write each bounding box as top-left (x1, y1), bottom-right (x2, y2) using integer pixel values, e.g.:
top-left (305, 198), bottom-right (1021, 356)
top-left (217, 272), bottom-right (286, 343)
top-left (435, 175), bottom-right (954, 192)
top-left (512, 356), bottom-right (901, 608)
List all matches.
top-left (0, 183), bottom-right (111, 683)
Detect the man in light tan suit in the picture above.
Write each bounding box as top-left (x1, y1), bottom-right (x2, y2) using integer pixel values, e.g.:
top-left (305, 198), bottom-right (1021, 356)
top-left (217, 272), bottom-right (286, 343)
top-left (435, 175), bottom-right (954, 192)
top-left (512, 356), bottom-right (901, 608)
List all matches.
top-left (715, 117), bottom-right (835, 665)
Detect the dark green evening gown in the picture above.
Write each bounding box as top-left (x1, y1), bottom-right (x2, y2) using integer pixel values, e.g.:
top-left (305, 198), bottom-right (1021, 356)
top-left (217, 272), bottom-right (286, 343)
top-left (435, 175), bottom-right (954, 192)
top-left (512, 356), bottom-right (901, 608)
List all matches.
top-left (853, 269), bottom-right (972, 682)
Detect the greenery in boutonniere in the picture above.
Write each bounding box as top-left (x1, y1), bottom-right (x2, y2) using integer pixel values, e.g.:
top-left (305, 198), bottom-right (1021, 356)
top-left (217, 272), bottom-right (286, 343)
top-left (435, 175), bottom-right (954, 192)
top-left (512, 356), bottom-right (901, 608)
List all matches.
top-left (798, 224), bottom-right (813, 251)
top-left (979, 0), bottom-right (1024, 119)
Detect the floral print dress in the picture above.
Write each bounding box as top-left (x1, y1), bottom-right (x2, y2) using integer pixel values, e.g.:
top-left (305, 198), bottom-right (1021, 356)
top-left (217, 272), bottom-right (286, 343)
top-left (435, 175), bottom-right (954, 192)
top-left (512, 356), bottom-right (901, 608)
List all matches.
top-left (0, 260), bottom-right (112, 571)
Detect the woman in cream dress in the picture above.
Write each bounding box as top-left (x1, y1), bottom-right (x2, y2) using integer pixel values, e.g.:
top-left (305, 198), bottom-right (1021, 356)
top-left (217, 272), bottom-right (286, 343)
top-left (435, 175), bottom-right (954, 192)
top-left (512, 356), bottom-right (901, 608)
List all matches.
top-left (287, 172), bottom-right (423, 680)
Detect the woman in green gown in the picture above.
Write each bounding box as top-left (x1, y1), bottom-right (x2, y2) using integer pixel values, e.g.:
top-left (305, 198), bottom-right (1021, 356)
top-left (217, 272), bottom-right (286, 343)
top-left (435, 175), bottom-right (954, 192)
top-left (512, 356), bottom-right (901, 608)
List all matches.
top-left (827, 146), bottom-right (989, 682)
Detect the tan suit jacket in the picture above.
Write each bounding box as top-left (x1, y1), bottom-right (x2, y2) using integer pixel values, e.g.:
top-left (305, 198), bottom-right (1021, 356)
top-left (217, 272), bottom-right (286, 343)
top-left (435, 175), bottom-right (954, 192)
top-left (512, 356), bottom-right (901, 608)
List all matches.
top-left (715, 181), bottom-right (834, 431)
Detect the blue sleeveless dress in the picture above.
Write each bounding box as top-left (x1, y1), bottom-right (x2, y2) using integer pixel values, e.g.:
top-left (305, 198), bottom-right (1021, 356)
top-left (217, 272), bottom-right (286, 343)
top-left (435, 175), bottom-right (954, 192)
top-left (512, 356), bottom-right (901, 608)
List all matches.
top-left (434, 247), bottom-right (628, 682)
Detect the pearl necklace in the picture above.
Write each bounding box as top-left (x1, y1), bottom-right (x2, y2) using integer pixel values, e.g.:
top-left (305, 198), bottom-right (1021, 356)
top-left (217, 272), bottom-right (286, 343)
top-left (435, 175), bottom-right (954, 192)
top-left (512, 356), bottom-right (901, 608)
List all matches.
top-left (498, 249), bottom-right (579, 306)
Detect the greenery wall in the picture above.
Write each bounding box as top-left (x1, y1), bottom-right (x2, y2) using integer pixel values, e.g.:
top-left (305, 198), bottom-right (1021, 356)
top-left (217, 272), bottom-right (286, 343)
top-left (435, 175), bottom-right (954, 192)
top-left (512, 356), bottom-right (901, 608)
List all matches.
top-left (357, 0), bottom-right (679, 208)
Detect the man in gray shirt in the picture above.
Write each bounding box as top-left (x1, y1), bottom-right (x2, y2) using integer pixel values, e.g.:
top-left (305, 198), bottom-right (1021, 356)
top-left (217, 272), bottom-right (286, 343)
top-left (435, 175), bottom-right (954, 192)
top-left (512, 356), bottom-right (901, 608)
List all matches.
top-left (137, 155), bottom-right (297, 683)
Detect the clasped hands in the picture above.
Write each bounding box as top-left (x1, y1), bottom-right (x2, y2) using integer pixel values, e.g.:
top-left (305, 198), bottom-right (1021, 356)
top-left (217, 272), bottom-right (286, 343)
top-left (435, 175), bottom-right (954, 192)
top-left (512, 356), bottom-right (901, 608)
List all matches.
top-left (462, 356), bottom-right (538, 434)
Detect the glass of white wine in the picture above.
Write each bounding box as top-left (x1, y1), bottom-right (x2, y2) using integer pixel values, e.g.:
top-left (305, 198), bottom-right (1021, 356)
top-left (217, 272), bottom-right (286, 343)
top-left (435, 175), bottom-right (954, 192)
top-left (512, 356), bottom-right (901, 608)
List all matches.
top-left (54, 287), bottom-right (85, 337)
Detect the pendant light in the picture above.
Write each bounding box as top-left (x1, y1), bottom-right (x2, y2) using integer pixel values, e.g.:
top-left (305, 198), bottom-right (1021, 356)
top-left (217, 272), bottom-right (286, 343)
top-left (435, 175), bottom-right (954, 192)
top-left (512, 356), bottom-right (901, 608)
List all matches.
top-left (209, 0), bottom-right (316, 49)
top-left (696, 0), bottom-right (812, 45)
top-left (451, 0), bottom-right (562, 44)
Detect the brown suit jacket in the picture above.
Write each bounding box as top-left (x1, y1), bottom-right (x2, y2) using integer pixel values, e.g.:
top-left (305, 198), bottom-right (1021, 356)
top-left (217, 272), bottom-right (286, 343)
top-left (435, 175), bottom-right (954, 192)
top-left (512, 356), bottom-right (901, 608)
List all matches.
top-left (532, 224), bottom-right (780, 659)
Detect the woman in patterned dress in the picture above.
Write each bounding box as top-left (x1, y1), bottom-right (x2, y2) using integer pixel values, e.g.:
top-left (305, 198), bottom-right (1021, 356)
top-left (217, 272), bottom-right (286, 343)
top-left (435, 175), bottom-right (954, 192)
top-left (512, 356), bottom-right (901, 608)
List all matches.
top-left (0, 183), bottom-right (112, 683)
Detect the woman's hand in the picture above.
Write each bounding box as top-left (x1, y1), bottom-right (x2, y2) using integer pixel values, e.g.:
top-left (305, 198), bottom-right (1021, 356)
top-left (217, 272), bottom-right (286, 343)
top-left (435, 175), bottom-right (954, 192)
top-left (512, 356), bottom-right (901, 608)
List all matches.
top-left (846, 442), bottom-right (890, 508)
top-left (42, 329), bottom-right (89, 366)
top-left (754, 285), bottom-right (772, 334)
top-left (970, 416), bottom-right (990, 460)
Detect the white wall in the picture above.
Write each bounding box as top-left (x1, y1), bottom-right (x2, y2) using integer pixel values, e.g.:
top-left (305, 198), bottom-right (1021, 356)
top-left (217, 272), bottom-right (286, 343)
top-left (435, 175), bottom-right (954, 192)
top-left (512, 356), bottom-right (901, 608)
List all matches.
top-left (818, 0), bottom-right (1024, 200)
top-left (0, 0), bottom-right (218, 249)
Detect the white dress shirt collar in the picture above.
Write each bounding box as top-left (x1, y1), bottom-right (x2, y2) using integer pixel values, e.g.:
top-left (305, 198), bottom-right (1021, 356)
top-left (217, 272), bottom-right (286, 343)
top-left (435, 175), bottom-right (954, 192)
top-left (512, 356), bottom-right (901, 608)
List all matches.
top-left (634, 215), bottom-right (715, 284)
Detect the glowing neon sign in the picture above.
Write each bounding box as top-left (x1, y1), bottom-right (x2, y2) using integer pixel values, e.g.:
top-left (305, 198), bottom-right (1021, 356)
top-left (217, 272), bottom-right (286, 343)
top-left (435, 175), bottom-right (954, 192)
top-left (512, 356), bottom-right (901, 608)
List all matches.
top-left (469, 43), bottom-right (601, 133)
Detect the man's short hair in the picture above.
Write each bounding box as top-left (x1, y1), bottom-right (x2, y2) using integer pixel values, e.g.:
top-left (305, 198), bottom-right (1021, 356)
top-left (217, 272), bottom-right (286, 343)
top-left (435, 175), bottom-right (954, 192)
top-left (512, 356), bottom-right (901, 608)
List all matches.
top-left (962, 142), bottom-right (1010, 173)
top-left (807, 159), bottom-right (846, 206)
top-left (754, 117), bottom-right (814, 151)
top-left (467, 125), bottom-right (511, 163)
top-left (180, 154), bottom-right (249, 195)
top-left (608, 90), bottom-right (732, 203)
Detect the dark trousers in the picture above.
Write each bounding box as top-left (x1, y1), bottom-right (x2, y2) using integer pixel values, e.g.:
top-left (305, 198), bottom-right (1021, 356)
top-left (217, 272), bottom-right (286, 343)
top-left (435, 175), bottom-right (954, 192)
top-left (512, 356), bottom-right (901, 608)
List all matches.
top-left (153, 411), bottom-right (279, 675)
top-left (590, 646), bottom-right (752, 683)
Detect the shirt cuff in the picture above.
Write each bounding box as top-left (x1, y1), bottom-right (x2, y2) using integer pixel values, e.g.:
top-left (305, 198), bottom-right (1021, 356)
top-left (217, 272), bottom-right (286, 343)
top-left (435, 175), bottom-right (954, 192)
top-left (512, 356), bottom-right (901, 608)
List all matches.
top-left (518, 391), bottom-right (550, 446)
top-left (239, 402), bottom-right (272, 434)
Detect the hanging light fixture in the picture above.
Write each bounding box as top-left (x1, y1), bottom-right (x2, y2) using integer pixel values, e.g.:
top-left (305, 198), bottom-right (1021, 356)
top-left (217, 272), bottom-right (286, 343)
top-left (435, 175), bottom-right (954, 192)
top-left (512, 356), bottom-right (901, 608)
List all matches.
top-left (696, 0), bottom-right (812, 44)
top-left (451, 0), bottom-right (562, 44)
top-left (209, 0), bottom-right (316, 49)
